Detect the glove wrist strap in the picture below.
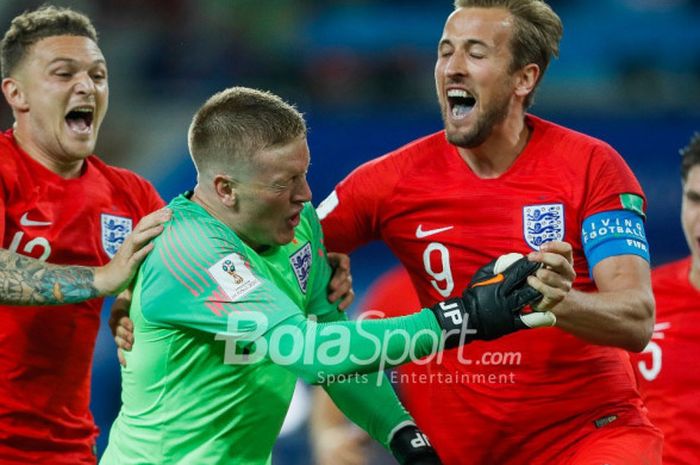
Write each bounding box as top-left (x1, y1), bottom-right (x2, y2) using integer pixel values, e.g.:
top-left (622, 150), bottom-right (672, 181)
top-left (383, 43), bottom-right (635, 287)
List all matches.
top-left (429, 297), bottom-right (477, 349)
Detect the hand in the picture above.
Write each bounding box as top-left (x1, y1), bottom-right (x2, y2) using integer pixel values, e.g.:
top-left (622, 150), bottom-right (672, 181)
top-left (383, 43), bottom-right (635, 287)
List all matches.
top-left (526, 240), bottom-right (576, 312)
top-left (429, 254), bottom-right (543, 348)
top-left (389, 425), bottom-right (442, 465)
top-left (94, 208), bottom-right (171, 296)
top-left (327, 252), bottom-right (355, 311)
top-left (108, 291), bottom-right (134, 367)
top-left (314, 424), bottom-right (370, 465)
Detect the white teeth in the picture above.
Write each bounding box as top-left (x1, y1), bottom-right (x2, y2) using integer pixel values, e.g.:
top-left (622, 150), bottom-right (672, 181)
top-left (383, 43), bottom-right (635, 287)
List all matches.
top-left (70, 106), bottom-right (93, 113)
top-left (447, 89), bottom-right (469, 98)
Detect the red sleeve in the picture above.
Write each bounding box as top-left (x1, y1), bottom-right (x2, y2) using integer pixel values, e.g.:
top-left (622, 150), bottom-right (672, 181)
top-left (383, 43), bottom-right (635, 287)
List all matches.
top-left (583, 143), bottom-right (646, 218)
top-left (318, 154), bottom-right (401, 253)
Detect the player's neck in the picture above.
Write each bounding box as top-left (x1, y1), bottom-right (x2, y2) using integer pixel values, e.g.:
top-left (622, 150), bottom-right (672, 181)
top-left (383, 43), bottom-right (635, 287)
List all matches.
top-left (13, 126), bottom-right (84, 179)
top-left (457, 116), bottom-right (530, 179)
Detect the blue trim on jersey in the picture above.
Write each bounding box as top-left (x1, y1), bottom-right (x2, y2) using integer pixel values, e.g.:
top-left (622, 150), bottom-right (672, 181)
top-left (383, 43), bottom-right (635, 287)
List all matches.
top-left (581, 209), bottom-right (650, 274)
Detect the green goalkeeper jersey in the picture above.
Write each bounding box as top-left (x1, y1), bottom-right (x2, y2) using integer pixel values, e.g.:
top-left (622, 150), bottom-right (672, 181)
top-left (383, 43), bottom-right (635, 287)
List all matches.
top-left (100, 194), bottom-right (430, 465)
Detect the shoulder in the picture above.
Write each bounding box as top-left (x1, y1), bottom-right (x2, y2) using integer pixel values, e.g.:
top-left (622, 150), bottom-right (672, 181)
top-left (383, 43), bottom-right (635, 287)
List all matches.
top-left (528, 115), bottom-right (618, 158)
top-left (88, 156), bottom-right (158, 192)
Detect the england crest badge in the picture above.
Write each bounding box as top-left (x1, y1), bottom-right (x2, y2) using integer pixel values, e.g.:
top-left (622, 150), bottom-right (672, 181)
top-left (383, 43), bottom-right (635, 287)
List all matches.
top-left (101, 213), bottom-right (133, 258)
top-left (523, 203), bottom-right (564, 250)
top-left (290, 242), bottom-right (312, 294)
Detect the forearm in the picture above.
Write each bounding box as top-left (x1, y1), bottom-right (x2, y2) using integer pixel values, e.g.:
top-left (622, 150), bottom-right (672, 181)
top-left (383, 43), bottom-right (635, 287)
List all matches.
top-left (323, 372), bottom-right (412, 448)
top-left (553, 287), bottom-right (654, 352)
top-left (261, 309), bottom-right (441, 384)
top-left (0, 249), bottom-right (99, 305)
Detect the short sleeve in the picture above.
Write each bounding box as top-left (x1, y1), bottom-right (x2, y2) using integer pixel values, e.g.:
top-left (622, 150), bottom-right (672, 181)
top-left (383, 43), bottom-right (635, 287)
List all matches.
top-left (583, 144), bottom-right (646, 219)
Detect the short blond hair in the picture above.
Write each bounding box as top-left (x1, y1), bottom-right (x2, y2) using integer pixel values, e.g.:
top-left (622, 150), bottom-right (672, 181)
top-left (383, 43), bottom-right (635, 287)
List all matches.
top-left (188, 87), bottom-right (307, 177)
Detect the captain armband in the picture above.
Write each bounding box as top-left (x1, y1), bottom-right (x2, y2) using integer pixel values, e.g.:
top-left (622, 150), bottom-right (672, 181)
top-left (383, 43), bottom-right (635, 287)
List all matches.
top-left (581, 209), bottom-right (650, 274)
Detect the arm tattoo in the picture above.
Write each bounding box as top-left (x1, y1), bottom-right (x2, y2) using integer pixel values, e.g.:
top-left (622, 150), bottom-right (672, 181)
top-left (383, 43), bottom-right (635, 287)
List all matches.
top-left (0, 249), bottom-right (99, 305)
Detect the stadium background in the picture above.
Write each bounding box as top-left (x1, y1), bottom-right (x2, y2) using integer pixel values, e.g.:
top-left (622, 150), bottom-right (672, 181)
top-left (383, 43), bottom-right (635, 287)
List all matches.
top-left (1, 0), bottom-right (699, 462)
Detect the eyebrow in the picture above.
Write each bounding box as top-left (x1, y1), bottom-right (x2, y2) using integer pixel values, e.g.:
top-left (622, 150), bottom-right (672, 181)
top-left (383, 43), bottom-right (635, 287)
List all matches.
top-left (438, 38), bottom-right (490, 49)
top-left (48, 57), bottom-right (107, 66)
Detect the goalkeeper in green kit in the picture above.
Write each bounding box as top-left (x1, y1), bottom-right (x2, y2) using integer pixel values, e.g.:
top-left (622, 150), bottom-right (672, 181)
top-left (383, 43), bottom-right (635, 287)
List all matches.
top-left (101, 87), bottom-right (562, 465)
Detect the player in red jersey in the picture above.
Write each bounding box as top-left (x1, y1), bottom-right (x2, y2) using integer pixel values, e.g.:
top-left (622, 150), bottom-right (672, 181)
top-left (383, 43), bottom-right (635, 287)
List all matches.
top-left (316, 1), bottom-right (661, 464)
top-left (0, 6), bottom-right (165, 464)
top-left (630, 133), bottom-right (700, 465)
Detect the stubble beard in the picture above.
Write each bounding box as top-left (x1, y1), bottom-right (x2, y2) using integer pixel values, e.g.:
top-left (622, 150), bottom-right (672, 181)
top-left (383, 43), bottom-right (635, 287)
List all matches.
top-left (443, 93), bottom-right (511, 149)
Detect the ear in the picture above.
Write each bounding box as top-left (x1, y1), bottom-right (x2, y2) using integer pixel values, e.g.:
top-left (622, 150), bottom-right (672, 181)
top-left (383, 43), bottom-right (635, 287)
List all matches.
top-left (1, 77), bottom-right (29, 112)
top-left (513, 63), bottom-right (540, 101)
top-left (212, 174), bottom-right (237, 208)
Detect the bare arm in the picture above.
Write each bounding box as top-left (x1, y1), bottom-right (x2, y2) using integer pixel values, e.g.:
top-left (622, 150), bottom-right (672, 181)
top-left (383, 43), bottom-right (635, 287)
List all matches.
top-left (0, 249), bottom-right (98, 305)
top-left (0, 207), bottom-right (170, 306)
top-left (528, 242), bottom-right (654, 352)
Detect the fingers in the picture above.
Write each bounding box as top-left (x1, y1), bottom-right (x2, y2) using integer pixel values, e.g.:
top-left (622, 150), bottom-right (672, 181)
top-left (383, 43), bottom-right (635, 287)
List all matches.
top-left (336, 288), bottom-right (355, 311)
top-left (114, 317), bottom-right (134, 350)
top-left (123, 208), bottom-right (171, 256)
top-left (117, 349), bottom-right (127, 368)
top-left (540, 240), bottom-right (573, 263)
top-left (327, 253), bottom-right (354, 309)
top-left (526, 241), bottom-right (576, 312)
top-left (526, 274), bottom-right (568, 311)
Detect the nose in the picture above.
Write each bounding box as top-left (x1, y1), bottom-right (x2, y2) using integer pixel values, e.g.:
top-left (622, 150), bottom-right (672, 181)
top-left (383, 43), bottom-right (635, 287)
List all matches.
top-left (294, 176), bottom-right (312, 204)
top-left (73, 71), bottom-right (96, 95)
top-left (444, 50), bottom-right (468, 79)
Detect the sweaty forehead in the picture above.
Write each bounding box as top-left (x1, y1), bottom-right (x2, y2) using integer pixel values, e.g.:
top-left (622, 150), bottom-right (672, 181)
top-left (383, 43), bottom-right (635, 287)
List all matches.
top-left (442, 7), bottom-right (514, 46)
top-left (26, 35), bottom-right (105, 67)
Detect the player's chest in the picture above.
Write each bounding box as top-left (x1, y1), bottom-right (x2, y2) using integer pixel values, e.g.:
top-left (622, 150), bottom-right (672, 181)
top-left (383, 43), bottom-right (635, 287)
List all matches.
top-left (3, 181), bottom-right (137, 265)
top-left (382, 182), bottom-right (583, 255)
top-left (254, 238), bottom-right (316, 311)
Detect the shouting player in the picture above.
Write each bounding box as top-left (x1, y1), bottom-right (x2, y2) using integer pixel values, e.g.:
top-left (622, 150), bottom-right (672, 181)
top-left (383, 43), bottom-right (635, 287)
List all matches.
top-left (99, 86), bottom-right (566, 465)
top-left (0, 6), bottom-right (165, 463)
top-left (316, 1), bottom-right (662, 464)
top-left (631, 133), bottom-right (700, 464)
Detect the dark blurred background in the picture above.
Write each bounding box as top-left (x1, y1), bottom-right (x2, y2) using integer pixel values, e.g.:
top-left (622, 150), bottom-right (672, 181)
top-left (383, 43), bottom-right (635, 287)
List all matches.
top-left (1, 0), bottom-right (700, 463)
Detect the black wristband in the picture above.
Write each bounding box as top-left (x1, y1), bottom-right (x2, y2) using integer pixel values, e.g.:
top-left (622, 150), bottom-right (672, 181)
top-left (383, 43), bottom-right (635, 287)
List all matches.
top-left (428, 297), bottom-right (477, 349)
top-left (389, 425), bottom-right (441, 465)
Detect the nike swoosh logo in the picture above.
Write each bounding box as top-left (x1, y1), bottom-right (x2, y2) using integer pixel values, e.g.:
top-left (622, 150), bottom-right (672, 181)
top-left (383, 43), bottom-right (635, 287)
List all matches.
top-left (20, 212), bottom-right (52, 227)
top-left (471, 274), bottom-right (504, 288)
top-left (415, 224), bottom-right (454, 238)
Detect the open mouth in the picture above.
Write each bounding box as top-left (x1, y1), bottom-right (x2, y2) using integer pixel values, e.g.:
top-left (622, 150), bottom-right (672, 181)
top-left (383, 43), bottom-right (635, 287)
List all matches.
top-left (447, 89), bottom-right (476, 119)
top-left (288, 211), bottom-right (301, 228)
top-left (65, 106), bottom-right (94, 134)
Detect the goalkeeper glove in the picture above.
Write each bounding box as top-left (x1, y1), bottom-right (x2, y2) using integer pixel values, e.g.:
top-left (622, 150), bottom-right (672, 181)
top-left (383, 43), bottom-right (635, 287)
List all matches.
top-left (389, 424), bottom-right (441, 465)
top-left (429, 254), bottom-right (545, 349)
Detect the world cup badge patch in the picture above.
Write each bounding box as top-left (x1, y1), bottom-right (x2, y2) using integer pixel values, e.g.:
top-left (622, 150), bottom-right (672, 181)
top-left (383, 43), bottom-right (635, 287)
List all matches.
top-left (290, 242), bottom-right (312, 294)
top-left (523, 203), bottom-right (564, 250)
top-left (209, 253), bottom-right (261, 301)
top-left (101, 213), bottom-right (133, 258)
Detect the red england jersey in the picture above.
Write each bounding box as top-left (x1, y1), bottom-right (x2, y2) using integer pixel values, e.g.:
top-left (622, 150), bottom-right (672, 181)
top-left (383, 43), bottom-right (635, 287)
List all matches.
top-left (631, 257), bottom-right (700, 465)
top-left (0, 130), bottom-right (164, 464)
top-left (320, 115), bottom-right (654, 464)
